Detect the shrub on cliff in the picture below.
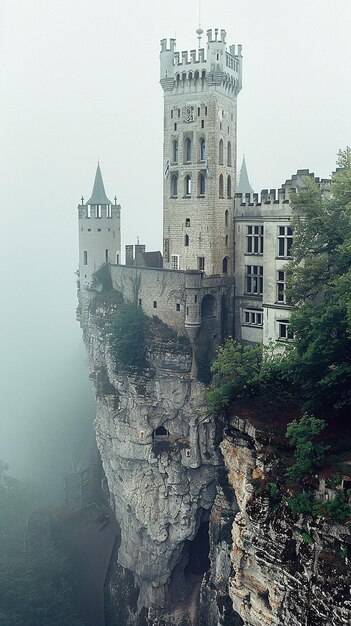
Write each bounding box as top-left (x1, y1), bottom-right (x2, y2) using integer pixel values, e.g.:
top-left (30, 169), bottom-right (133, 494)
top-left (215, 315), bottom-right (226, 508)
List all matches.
top-left (285, 414), bottom-right (330, 482)
top-left (104, 303), bottom-right (147, 369)
top-left (207, 338), bottom-right (263, 411)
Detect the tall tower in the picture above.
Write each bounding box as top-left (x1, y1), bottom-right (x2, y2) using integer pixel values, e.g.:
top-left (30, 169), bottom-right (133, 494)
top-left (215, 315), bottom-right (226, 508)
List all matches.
top-left (78, 163), bottom-right (121, 287)
top-left (160, 28), bottom-right (242, 276)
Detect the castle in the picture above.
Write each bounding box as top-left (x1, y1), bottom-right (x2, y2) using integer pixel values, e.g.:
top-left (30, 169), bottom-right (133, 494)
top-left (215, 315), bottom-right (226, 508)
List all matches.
top-left (78, 28), bottom-right (329, 355)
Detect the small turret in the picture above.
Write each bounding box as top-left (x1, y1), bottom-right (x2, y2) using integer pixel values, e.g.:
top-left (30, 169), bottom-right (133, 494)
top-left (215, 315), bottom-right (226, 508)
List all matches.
top-left (160, 38), bottom-right (176, 91)
top-left (78, 164), bottom-right (121, 288)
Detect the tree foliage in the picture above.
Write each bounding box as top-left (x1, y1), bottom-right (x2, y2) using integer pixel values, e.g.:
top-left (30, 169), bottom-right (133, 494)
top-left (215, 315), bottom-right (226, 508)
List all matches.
top-left (105, 302), bottom-right (147, 369)
top-left (285, 414), bottom-right (329, 482)
top-left (0, 463), bottom-right (83, 625)
top-left (207, 338), bottom-right (263, 411)
top-left (278, 147), bottom-right (351, 415)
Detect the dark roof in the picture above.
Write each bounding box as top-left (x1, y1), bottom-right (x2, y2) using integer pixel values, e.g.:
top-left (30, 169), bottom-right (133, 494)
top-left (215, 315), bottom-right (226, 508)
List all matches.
top-left (87, 163), bottom-right (112, 205)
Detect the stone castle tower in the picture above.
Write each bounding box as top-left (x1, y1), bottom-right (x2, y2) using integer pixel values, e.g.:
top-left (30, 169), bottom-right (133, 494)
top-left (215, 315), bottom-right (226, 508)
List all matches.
top-left (78, 163), bottom-right (121, 287)
top-left (160, 28), bottom-right (242, 276)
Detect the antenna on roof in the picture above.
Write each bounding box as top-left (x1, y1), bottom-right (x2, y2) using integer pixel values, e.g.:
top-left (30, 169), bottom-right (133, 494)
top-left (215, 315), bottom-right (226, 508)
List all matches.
top-left (196, 0), bottom-right (203, 48)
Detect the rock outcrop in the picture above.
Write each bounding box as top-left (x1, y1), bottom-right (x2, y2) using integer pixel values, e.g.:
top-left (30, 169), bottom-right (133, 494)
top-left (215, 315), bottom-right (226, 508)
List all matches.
top-left (213, 416), bottom-right (351, 626)
top-left (79, 289), bottom-right (351, 625)
top-left (78, 289), bottom-right (221, 618)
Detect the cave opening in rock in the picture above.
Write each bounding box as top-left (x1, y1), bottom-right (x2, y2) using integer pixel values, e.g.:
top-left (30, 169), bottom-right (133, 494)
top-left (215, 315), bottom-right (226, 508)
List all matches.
top-left (185, 521), bottom-right (210, 576)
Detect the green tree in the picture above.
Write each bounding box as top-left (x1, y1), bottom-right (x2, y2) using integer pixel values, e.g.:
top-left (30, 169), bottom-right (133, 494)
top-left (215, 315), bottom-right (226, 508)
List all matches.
top-left (105, 302), bottom-right (147, 368)
top-left (279, 148), bottom-right (351, 415)
top-left (285, 414), bottom-right (329, 482)
top-left (207, 338), bottom-right (263, 411)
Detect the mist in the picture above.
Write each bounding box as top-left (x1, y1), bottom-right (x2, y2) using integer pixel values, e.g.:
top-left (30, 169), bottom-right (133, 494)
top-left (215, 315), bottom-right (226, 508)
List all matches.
top-left (1, 0), bottom-right (350, 500)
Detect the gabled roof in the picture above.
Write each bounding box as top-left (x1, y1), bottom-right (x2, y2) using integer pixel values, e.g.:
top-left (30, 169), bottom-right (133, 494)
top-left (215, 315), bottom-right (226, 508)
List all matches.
top-left (86, 163), bottom-right (112, 205)
top-left (237, 156), bottom-right (254, 194)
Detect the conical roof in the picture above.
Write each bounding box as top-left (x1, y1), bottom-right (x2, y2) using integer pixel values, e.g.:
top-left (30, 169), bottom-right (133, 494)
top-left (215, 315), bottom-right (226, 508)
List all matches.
top-left (86, 163), bottom-right (112, 205)
top-left (237, 156), bottom-right (254, 194)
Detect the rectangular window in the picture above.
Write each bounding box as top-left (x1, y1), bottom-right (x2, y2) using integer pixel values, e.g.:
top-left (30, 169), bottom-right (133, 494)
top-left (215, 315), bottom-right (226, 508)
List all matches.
top-left (176, 303), bottom-right (180, 312)
top-left (153, 300), bottom-right (157, 308)
top-left (177, 109), bottom-right (180, 118)
top-left (105, 249), bottom-right (109, 263)
top-left (201, 120), bottom-right (204, 128)
top-left (171, 109), bottom-right (173, 119)
top-left (247, 225), bottom-right (264, 254)
top-left (174, 123), bottom-right (177, 131)
top-left (277, 270), bottom-right (286, 303)
top-left (205, 106), bottom-right (208, 115)
top-left (243, 309), bottom-right (263, 326)
top-left (83, 251), bottom-right (88, 265)
top-left (116, 253), bottom-right (120, 264)
top-left (278, 320), bottom-right (293, 340)
top-left (185, 218), bottom-right (190, 227)
top-left (138, 298), bottom-right (142, 307)
top-left (245, 265), bottom-right (263, 295)
top-left (278, 226), bottom-right (293, 257)
top-left (198, 107), bottom-right (200, 116)
top-left (171, 254), bottom-right (179, 270)
top-left (198, 256), bottom-right (205, 271)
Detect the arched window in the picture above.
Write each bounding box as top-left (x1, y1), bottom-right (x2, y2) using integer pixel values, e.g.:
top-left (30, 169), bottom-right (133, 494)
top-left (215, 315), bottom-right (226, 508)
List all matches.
top-left (184, 137), bottom-right (192, 162)
top-left (184, 234), bottom-right (189, 246)
top-left (219, 139), bottom-right (224, 165)
top-left (227, 175), bottom-right (232, 198)
top-left (227, 141), bottom-right (232, 166)
top-left (222, 257), bottom-right (229, 274)
top-left (198, 173), bottom-right (205, 196)
top-left (219, 174), bottom-right (224, 198)
top-left (172, 140), bottom-right (178, 163)
top-left (200, 138), bottom-right (206, 161)
top-left (185, 175), bottom-right (192, 196)
top-left (225, 210), bottom-right (229, 227)
top-left (171, 174), bottom-right (178, 197)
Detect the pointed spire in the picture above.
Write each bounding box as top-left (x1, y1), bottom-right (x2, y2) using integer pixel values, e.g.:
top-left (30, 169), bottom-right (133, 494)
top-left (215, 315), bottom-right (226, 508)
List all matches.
top-left (237, 156), bottom-right (254, 194)
top-left (86, 163), bottom-right (112, 205)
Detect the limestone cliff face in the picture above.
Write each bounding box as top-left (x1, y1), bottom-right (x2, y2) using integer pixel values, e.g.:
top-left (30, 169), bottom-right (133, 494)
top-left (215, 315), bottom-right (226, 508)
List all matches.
top-left (215, 417), bottom-right (351, 626)
top-left (78, 290), bottom-right (221, 615)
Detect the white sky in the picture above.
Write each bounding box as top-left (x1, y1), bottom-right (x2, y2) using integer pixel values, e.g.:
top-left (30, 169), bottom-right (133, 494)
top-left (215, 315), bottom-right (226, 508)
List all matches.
top-left (0, 0), bottom-right (350, 484)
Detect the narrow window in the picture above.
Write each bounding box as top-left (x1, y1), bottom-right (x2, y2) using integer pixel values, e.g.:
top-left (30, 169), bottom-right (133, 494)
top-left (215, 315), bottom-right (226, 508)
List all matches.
top-left (178, 108), bottom-right (180, 118)
top-left (184, 234), bottom-right (189, 246)
top-left (225, 235), bottom-right (228, 246)
top-left (198, 256), bottom-right (205, 271)
top-left (138, 298), bottom-right (142, 307)
top-left (185, 175), bottom-right (191, 196)
top-left (172, 139), bottom-right (178, 163)
top-left (277, 270), bottom-right (286, 303)
top-left (105, 249), bottom-right (109, 263)
top-left (153, 300), bottom-right (157, 308)
top-left (171, 174), bottom-right (178, 197)
top-left (184, 137), bottom-right (192, 162)
top-left (194, 295), bottom-right (198, 303)
top-left (176, 303), bottom-right (181, 311)
top-left (185, 218), bottom-right (190, 227)
top-left (171, 110), bottom-right (173, 119)
top-left (222, 257), bottom-right (228, 274)
top-left (96, 204), bottom-right (101, 218)
top-left (198, 107), bottom-right (200, 116)
top-left (201, 120), bottom-right (204, 128)
top-left (186, 306), bottom-right (189, 315)
top-left (227, 141), bottom-right (232, 166)
top-left (199, 174), bottom-right (205, 196)
top-left (219, 174), bottom-right (224, 198)
top-left (83, 251), bottom-right (88, 265)
top-left (225, 210), bottom-right (229, 227)
top-left (205, 106), bottom-right (208, 115)
top-left (219, 139), bottom-right (223, 164)
top-left (227, 175), bottom-right (231, 198)
top-left (200, 138), bottom-right (206, 161)
top-left (174, 123), bottom-right (177, 131)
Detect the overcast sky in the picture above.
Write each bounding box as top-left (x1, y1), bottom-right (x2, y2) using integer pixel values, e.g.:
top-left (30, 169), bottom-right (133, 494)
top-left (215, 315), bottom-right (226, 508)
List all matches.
top-left (0, 0), bottom-right (350, 490)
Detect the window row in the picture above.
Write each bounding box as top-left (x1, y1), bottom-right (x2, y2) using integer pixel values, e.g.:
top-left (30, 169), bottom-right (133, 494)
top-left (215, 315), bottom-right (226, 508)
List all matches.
top-left (246, 224), bottom-right (293, 258)
top-left (170, 173), bottom-right (232, 198)
top-left (241, 310), bottom-right (292, 340)
top-left (171, 138), bottom-right (232, 166)
top-left (170, 255), bottom-right (205, 271)
top-left (171, 105), bottom-right (208, 119)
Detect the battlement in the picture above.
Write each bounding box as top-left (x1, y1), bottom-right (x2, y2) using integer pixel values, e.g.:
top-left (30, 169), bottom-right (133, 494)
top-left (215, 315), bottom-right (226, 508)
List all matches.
top-left (234, 187), bottom-right (293, 207)
top-left (160, 38), bottom-right (176, 53)
top-left (282, 169), bottom-right (331, 190)
top-left (206, 28), bottom-right (227, 44)
top-left (174, 48), bottom-right (206, 66)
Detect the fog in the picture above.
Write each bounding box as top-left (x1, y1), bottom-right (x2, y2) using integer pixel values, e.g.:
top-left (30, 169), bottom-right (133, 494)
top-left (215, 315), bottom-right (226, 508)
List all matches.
top-left (0, 0), bottom-right (350, 498)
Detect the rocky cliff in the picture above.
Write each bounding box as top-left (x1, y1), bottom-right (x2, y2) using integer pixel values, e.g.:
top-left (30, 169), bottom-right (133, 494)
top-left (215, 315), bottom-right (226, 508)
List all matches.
top-left (78, 288), bottom-right (351, 626)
